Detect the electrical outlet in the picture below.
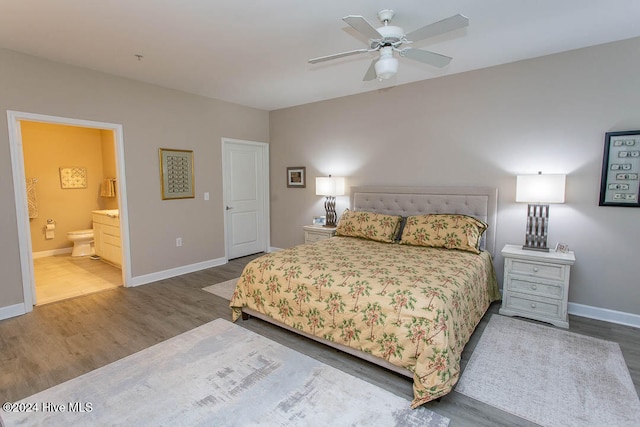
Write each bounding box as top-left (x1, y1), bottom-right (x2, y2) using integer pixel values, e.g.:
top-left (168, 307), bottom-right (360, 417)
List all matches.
top-left (176, 237), bottom-right (182, 247)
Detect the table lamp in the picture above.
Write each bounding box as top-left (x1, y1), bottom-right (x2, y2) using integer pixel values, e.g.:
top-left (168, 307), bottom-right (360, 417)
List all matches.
top-left (516, 172), bottom-right (566, 251)
top-left (315, 175), bottom-right (345, 227)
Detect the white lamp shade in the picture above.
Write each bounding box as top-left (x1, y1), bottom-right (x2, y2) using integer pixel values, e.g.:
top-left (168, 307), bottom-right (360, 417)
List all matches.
top-left (316, 176), bottom-right (345, 196)
top-left (516, 174), bottom-right (566, 203)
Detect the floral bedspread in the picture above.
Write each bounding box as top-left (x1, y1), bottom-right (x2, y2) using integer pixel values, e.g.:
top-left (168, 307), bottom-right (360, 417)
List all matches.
top-left (230, 236), bottom-right (500, 408)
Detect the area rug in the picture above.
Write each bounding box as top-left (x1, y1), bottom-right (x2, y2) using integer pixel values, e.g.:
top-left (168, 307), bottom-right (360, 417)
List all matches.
top-left (202, 277), bottom-right (238, 300)
top-left (3, 318), bottom-right (449, 426)
top-left (456, 314), bottom-right (640, 427)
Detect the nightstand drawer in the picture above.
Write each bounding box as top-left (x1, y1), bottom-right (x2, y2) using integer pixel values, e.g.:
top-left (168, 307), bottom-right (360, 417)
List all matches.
top-left (503, 293), bottom-right (562, 318)
top-left (506, 275), bottom-right (564, 299)
top-left (304, 225), bottom-right (336, 244)
top-left (508, 259), bottom-right (565, 281)
top-left (305, 232), bottom-right (326, 243)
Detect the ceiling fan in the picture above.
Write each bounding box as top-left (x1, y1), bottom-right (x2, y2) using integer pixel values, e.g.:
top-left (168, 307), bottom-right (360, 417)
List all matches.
top-left (309, 9), bottom-right (469, 81)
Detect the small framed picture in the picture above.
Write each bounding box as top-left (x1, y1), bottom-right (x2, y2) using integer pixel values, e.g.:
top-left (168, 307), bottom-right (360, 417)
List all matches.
top-left (287, 166), bottom-right (306, 188)
top-left (555, 242), bottom-right (569, 253)
top-left (313, 215), bottom-right (326, 226)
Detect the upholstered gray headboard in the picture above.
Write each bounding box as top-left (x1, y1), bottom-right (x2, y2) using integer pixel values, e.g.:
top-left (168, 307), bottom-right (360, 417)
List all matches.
top-left (350, 186), bottom-right (498, 256)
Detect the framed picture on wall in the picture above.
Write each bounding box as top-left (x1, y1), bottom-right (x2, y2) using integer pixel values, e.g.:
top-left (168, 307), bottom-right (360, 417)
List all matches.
top-left (59, 167), bottom-right (87, 189)
top-left (599, 130), bottom-right (640, 207)
top-left (159, 148), bottom-right (195, 200)
top-left (287, 166), bottom-right (306, 188)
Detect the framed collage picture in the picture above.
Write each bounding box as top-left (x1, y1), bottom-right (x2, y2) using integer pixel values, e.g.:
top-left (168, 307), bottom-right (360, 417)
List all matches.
top-left (159, 148), bottom-right (195, 200)
top-left (599, 130), bottom-right (640, 207)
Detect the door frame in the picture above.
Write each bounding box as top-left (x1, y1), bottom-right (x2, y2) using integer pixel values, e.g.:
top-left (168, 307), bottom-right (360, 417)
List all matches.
top-left (7, 110), bottom-right (132, 313)
top-left (221, 137), bottom-right (270, 260)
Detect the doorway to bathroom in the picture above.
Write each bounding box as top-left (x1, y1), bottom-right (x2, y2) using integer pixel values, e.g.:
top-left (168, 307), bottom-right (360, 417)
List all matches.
top-left (22, 121), bottom-right (122, 304)
top-left (8, 111), bottom-right (131, 311)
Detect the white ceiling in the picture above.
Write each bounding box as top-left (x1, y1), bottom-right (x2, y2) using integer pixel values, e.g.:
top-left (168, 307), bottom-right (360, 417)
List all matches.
top-left (2, 1), bottom-right (640, 111)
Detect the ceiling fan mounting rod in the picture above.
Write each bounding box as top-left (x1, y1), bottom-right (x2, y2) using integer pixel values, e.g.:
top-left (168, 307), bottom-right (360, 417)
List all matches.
top-left (377, 9), bottom-right (394, 24)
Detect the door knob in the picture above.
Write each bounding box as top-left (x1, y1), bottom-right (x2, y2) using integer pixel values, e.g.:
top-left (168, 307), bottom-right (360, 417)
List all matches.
top-left (226, 206), bottom-right (233, 210)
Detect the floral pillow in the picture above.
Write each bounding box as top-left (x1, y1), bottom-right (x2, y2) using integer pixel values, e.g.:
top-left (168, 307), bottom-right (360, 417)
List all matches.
top-left (336, 209), bottom-right (402, 243)
top-left (400, 214), bottom-right (487, 254)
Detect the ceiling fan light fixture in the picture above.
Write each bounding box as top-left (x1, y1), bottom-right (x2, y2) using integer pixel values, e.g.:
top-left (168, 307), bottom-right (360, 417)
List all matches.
top-left (374, 56), bottom-right (398, 80)
top-left (375, 46), bottom-right (397, 80)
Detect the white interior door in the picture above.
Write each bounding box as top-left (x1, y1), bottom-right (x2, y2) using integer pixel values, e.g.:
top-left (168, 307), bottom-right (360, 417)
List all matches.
top-left (222, 138), bottom-right (269, 259)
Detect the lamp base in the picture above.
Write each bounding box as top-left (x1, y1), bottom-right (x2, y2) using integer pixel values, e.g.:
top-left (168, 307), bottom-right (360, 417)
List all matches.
top-left (522, 203), bottom-right (550, 252)
top-left (324, 196), bottom-right (337, 228)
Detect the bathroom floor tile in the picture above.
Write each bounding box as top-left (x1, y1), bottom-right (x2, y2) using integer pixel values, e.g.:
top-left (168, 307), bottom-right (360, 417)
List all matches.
top-left (34, 255), bottom-right (122, 305)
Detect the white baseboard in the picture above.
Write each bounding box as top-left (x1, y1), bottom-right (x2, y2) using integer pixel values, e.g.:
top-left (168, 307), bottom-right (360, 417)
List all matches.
top-left (0, 303), bottom-right (27, 321)
top-left (568, 302), bottom-right (640, 329)
top-left (33, 247), bottom-right (72, 259)
top-left (128, 257), bottom-right (227, 287)
top-left (268, 246), bottom-right (283, 252)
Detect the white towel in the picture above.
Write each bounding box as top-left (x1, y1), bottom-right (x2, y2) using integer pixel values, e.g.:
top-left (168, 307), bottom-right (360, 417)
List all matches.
top-left (100, 178), bottom-right (116, 198)
top-left (26, 178), bottom-right (38, 218)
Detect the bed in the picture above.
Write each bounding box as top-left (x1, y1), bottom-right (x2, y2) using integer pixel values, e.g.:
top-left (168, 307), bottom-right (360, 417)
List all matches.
top-left (230, 186), bottom-right (501, 408)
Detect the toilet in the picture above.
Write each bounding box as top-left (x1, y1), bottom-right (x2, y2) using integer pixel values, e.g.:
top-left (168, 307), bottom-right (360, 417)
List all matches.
top-left (67, 229), bottom-right (94, 257)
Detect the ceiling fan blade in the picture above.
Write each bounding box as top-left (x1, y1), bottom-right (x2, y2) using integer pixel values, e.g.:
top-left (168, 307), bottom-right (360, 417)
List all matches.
top-left (405, 14), bottom-right (469, 42)
top-left (343, 15), bottom-right (383, 40)
top-left (363, 59), bottom-right (377, 81)
top-left (401, 48), bottom-right (452, 68)
top-left (308, 48), bottom-right (369, 64)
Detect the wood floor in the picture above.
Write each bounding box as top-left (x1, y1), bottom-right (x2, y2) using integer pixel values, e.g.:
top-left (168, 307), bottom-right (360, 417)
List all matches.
top-left (1, 253), bottom-right (638, 426)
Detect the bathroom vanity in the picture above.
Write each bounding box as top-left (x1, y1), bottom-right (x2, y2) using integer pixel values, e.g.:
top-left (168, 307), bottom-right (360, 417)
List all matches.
top-left (92, 210), bottom-right (121, 268)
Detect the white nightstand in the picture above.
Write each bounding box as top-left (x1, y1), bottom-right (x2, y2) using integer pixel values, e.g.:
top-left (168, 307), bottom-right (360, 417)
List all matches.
top-left (499, 244), bottom-right (575, 328)
top-left (303, 225), bottom-right (337, 244)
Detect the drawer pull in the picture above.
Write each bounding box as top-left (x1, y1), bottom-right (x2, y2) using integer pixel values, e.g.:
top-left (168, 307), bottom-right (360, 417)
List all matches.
top-left (531, 284), bottom-right (537, 290)
top-left (533, 267), bottom-right (539, 273)
top-left (530, 303), bottom-right (537, 309)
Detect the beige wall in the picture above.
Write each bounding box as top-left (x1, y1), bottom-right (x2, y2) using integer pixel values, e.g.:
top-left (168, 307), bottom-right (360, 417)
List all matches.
top-left (269, 37), bottom-right (640, 317)
top-left (23, 122), bottom-right (106, 253)
top-left (0, 48), bottom-right (269, 310)
top-left (3, 38), bottom-right (638, 319)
